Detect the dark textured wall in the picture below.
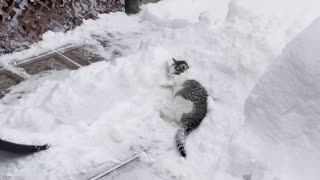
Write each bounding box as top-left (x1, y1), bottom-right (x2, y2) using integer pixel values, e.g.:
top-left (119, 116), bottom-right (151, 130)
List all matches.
top-left (0, 0), bottom-right (124, 54)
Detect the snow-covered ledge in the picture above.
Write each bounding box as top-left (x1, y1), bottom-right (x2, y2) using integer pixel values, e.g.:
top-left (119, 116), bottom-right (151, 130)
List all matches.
top-left (242, 17), bottom-right (320, 180)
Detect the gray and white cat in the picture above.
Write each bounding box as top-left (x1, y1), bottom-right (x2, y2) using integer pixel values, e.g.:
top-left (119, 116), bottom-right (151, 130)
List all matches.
top-left (160, 58), bottom-right (208, 158)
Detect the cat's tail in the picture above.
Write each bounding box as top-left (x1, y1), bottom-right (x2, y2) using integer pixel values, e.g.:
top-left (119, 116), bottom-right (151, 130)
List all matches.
top-left (175, 125), bottom-right (195, 158)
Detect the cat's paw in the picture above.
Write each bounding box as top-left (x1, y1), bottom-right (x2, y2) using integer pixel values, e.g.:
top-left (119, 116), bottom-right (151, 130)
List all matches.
top-left (160, 84), bottom-right (172, 89)
top-left (159, 107), bottom-right (174, 122)
top-left (159, 109), bottom-right (166, 119)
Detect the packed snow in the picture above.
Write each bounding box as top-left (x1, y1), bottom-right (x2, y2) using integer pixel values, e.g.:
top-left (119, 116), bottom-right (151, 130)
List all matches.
top-left (235, 17), bottom-right (320, 180)
top-left (0, 0), bottom-right (320, 179)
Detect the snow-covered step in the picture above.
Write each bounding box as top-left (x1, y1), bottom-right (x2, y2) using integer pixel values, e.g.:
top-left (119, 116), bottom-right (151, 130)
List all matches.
top-left (0, 69), bottom-right (24, 98)
top-left (0, 45), bottom-right (105, 99)
top-left (16, 45), bottom-right (104, 74)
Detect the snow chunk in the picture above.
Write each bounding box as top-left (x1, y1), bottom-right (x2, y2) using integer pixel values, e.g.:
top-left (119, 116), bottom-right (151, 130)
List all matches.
top-left (139, 0), bottom-right (230, 27)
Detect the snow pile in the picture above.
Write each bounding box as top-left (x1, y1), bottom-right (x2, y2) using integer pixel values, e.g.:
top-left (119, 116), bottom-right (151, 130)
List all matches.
top-left (140, 0), bottom-right (229, 27)
top-left (226, 0), bottom-right (320, 53)
top-left (235, 17), bottom-right (320, 180)
top-left (0, 0), bottom-right (320, 179)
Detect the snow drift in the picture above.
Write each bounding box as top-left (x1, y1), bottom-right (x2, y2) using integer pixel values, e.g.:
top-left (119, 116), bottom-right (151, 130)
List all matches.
top-left (240, 17), bottom-right (320, 180)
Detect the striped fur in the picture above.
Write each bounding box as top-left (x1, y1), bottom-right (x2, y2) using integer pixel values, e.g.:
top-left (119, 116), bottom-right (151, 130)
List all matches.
top-left (166, 58), bottom-right (208, 157)
top-left (174, 79), bottom-right (208, 158)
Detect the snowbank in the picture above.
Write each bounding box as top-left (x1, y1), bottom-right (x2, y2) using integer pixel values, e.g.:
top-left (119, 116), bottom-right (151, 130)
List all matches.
top-left (226, 0), bottom-right (320, 53)
top-left (239, 17), bottom-right (320, 180)
top-left (139, 0), bottom-right (229, 27)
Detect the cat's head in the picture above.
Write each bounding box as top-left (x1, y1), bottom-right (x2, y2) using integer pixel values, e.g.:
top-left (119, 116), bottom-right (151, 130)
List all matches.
top-left (168, 58), bottom-right (189, 77)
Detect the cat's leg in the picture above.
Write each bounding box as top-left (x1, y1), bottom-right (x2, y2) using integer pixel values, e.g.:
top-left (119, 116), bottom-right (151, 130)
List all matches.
top-left (160, 78), bottom-right (175, 89)
top-left (160, 85), bottom-right (173, 90)
top-left (160, 104), bottom-right (176, 122)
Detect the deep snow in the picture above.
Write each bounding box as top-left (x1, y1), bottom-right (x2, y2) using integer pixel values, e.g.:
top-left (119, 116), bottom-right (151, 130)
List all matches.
top-left (0, 0), bottom-right (320, 179)
top-left (236, 17), bottom-right (320, 180)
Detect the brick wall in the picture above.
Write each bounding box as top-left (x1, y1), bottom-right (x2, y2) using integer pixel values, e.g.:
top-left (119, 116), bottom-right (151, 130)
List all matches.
top-left (0, 0), bottom-right (124, 54)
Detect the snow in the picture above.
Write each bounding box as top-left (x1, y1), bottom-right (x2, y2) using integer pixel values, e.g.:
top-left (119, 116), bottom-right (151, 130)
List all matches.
top-left (236, 17), bottom-right (320, 180)
top-left (0, 0), bottom-right (320, 179)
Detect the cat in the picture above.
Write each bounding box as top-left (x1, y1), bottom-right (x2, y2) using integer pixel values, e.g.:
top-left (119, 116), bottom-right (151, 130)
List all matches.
top-left (160, 58), bottom-right (208, 158)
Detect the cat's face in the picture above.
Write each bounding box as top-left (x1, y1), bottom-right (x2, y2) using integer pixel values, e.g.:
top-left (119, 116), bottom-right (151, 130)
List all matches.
top-left (168, 58), bottom-right (189, 76)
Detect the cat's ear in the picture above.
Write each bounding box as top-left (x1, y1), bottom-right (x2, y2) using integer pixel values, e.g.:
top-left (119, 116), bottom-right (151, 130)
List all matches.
top-left (172, 58), bottom-right (177, 63)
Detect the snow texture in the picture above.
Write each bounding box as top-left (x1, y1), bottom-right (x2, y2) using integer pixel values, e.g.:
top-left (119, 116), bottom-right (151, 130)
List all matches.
top-left (0, 0), bottom-right (320, 179)
top-left (239, 17), bottom-right (320, 180)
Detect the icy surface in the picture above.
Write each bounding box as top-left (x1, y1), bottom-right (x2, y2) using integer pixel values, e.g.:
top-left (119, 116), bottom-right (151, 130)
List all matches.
top-left (0, 0), bottom-right (320, 179)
